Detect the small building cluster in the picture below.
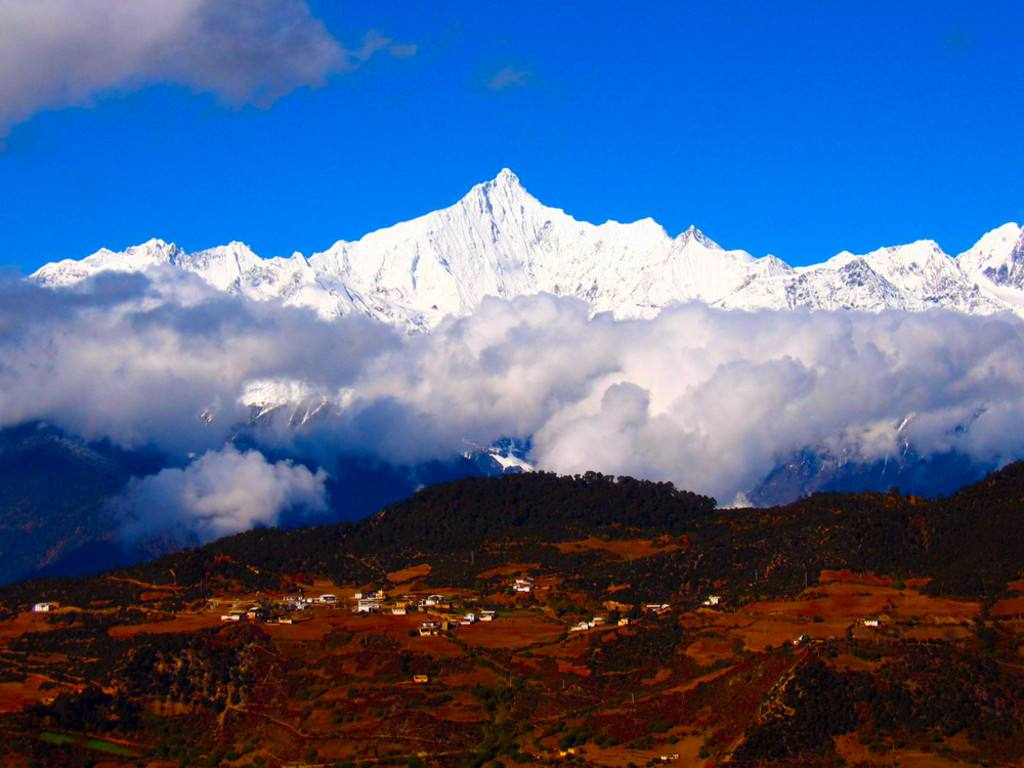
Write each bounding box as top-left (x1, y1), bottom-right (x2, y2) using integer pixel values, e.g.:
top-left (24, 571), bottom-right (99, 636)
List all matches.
top-left (569, 615), bottom-right (608, 633)
top-left (513, 577), bottom-right (534, 593)
top-left (220, 605), bottom-right (270, 622)
top-left (644, 603), bottom-right (672, 615)
top-left (418, 620), bottom-right (447, 636)
top-left (203, 582), bottom-right (504, 633)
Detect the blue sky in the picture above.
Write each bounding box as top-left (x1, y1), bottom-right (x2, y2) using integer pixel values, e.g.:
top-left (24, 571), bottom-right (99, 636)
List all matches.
top-left (0, 1), bottom-right (1021, 272)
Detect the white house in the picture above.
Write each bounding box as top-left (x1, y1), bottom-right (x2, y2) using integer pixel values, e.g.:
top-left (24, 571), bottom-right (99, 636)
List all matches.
top-left (32, 602), bottom-right (55, 613)
top-left (318, 594), bottom-right (337, 605)
top-left (513, 578), bottom-right (534, 593)
top-left (282, 595), bottom-right (308, 611)
top-left (863, 618), bottom-right (880, 627)
top-left (480, 610), bottom-right (496, 622)
top-left (356, 598), bottom-right (381, 613)
top-left (702, 595), bottom-right (722, 607)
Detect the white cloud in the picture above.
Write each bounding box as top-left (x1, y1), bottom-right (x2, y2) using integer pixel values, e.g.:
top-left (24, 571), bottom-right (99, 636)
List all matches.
top-left (4, 272), bottom-right (1024, 513)
top-left (0, 0), bottom-right (414, 133)
top-left (114, 445), bottom-right (327, 544)
top-left (487, 65), bottom-right (531, 91)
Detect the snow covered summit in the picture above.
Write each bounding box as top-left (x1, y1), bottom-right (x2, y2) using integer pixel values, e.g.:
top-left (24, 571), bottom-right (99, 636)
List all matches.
top-left (31, 170), bottom-right (1024, 328)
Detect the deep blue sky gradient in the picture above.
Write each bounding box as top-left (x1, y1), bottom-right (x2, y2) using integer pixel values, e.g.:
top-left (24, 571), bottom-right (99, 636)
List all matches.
top-left (1, 2), bottom-right (1021, 271)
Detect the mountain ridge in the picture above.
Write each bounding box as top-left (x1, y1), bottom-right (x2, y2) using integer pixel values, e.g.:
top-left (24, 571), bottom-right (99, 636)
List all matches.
top-left (31, 169), bottom-right (1024, 330)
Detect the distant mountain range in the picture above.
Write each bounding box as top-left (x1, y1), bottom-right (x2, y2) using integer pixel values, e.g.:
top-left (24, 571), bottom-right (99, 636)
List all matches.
top-left (11, 171), bottom-right (1021, 584)
top-left (32, 169), bottom-right (1024, 331)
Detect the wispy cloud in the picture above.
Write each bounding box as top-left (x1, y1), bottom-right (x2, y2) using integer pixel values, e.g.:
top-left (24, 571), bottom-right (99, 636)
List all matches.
top-left (388, 43), bottom-right (419, 59)
top-left (352, 29), bottom-right (418, 63)
top-left (0, 0), bottom-right (414, 134)
top-left (487, 65), bottom-right (531, 91)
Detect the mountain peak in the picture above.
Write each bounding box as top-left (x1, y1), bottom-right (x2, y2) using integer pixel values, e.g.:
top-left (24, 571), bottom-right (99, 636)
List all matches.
top-left (461, 168), bottom-right (542, 219)
top-left (678, 225), bottom-right (720, 249)
top-left (494, 167), bottom-right (520, 184)
top-left (476, 167), bottom-right (525, 195)
top-left (958, 222), bottom-right (1024, 292)
top-left (960, 222), bottom-right (1023, 258)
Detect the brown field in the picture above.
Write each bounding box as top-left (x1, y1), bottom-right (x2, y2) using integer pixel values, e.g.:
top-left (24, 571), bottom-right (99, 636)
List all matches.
top-left (0, 675), bottom-right (78, 713)
top-left (104, 575), bottom-right (184, 591)
top-left (727, 617), bottom-right (834, 652)
top-left (292, 578), bottom-right (348, 597)
top-left (437, 669), bottom-right (499, 688)
top-left (742, 580), bottom-right (979, 624)
top-left (992, 595), bottom-right (1024, 617)
top-left (107, 612), bottom-right (224, 637)
top-left (458, 613), bottom-right (565, 649)
top-left (263, 615), bottom-right (337, 641)
top-left (138, 590), bottom-right (179, 602)
top-left (396, 631), bottom-right (465, 658)
top-left (679, 575), bottom-right (986, 654)
top-left (476, 563), bottom-right (540, 579)
top-left (819, 569), bottom-right (895, 587)
top-left (386, 562), bottom-right (432, 583)
top-left (684, 635), bottom-right (736, 665)
top-left (556, 659), bottom-right (592, 677)
top-left (580, 731), bottom-right (708, 767)
top-left (697, 576), bottom-right (981, 652)
top-left (430, 695), bottom-right (490, 723)
top-left (531, 632), bottom-right (592, 661)
top-left (819, 569), bottom-right (931, 589)
top-left (553, 536), bottom-right (682, 561)
top-left (834, 733), bottom-right (980, 767)
top-left (0, 611), bottom-right (63, 641)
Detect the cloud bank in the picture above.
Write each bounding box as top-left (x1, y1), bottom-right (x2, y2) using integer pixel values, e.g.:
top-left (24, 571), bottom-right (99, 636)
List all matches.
top-left (114, 445), bottom-right (327, 545)
top-left (3, 269), bottom-right (1024, 530)
top-left (0, 0), bottom-right (412, 132)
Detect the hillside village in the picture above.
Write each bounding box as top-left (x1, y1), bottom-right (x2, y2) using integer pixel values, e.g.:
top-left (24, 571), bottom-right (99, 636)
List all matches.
top-left (0, 469), bottom-right (1023, 767)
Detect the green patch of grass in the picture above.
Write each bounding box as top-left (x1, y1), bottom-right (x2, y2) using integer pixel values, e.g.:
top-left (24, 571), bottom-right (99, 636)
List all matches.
top-left (40, 731), bottom-right (139, 757)
top-left (85, 738), bottom-right (138, 756)
top-left (40, 732), bottom-right (76, 746)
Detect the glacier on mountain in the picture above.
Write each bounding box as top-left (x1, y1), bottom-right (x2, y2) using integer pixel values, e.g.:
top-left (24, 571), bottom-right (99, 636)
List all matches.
top-left (31, 169), bottom-right (1024, 329)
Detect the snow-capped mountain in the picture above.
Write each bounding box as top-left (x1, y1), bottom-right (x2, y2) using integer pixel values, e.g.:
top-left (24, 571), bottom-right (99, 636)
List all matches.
top-left (31, 169), bottom-right (1024, 328)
